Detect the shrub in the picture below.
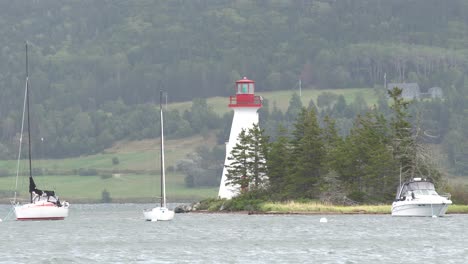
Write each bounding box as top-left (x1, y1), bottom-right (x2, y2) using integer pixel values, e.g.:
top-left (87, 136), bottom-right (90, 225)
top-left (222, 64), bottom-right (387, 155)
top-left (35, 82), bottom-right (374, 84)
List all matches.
top-left (223, 197), bottom-right (263, 211)
top-left (197, 198), bottom-right (225, 211)
top-left (450, 184), bottom-right (468, 205)
top-left (101, 189), bottom-right (112, 203)
top-left (100, 174), bottom-right (112, 180)
top-left (78, 168), bottom-right (98, 176)
top-left (347, 191), bottom-right (367, 203)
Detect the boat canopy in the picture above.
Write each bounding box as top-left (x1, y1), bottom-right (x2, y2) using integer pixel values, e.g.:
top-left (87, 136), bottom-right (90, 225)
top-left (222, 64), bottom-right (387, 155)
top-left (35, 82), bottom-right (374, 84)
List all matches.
top-left (396, 179), bottom-right (435, 199)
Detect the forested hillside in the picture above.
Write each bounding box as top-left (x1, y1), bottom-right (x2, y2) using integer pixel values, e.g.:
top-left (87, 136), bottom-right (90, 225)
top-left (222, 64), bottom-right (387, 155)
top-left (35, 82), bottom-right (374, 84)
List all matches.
top-left (0, 1), bottom-right (466, 174)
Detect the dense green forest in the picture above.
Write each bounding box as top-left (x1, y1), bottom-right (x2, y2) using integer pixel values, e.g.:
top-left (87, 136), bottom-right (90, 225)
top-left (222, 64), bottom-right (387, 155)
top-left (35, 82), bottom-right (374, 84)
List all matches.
top-left (0, 1), bottom-right (466, 175)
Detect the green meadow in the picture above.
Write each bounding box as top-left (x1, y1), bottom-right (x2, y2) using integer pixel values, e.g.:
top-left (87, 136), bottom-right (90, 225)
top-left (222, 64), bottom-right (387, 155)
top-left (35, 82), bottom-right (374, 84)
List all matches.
top-left (0, 174), bottom-right (218, 203)
top-left (168, 88), bottom-right (379, 114)
top-left (0, 134), bottom-right (219, 203)
top-left (259, 201), bottom-right (468, 214)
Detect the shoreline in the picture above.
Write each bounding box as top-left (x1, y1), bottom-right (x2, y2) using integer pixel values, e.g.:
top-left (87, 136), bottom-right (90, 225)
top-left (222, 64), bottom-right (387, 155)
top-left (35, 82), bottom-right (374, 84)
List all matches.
top-left (186, 210), bottom-right (467, 215)
top-left (3, 200), bottom-right (467, 215)
top-left (187, 210), bottom-right (387, 215)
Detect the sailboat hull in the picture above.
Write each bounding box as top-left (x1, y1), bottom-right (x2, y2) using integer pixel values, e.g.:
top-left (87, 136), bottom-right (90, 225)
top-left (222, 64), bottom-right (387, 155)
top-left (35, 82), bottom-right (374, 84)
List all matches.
top-left (143, 207), bottom-right (174, 221)
top-left (14, 201), bottom-right (69, 221)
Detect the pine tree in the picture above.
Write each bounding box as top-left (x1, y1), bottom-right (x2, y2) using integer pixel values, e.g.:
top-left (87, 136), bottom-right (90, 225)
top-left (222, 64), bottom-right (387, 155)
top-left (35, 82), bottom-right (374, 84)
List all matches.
top-left (225, 129), bottom-right (250, 191)
top-left (334, 110), bottom-right (397, 202)
top-left (287, 108), bottom-right (326, 199)
top-left (322, 115), bottom-right (343, 170)
top-left (246, 124), bottom-right (269, 190)
top-left (266, 124), bottom-right (290, 198)
top-left (388, 87), bottom-right (445, 186)
top-left (225, 125), bottom-right (269, 193)
top-left (388, 87), bottom-right (417, 180)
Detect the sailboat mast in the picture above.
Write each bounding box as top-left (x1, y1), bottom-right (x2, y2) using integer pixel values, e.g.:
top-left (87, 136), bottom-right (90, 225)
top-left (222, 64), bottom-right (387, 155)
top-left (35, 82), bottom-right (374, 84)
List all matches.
top-left (25, 42), bottom-right (34, 203)
top-left (160, 90), bottom-right (166, 208)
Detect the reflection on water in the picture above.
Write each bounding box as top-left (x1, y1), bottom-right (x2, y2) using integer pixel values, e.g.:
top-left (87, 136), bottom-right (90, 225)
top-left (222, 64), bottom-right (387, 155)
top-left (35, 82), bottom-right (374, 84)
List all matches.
top-left (0, 204), bottom-right (467, 263)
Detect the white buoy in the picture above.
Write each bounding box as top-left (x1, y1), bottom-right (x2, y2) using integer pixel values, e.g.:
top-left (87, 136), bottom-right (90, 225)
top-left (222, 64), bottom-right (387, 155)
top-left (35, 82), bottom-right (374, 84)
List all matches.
top-left (0, 218), bottom-right (3, 222)
top-left (320, 217), bottom-right (328, 223)
top-left (432, 215), bottom-right (437, 218)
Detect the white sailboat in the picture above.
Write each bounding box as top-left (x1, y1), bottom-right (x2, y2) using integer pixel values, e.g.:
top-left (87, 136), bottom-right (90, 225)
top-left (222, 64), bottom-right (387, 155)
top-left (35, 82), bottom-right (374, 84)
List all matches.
top-left (12, 42), bottom-right (70, 221)
top-left (143, 90), bottom-right (174, 221)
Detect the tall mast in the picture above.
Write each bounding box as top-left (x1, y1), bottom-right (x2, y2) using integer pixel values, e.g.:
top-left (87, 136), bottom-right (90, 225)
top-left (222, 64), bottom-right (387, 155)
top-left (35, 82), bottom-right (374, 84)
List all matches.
top-left (25, 42), bottom-right (34, 203)
top-left (160, 90), bottom-right (166, 208)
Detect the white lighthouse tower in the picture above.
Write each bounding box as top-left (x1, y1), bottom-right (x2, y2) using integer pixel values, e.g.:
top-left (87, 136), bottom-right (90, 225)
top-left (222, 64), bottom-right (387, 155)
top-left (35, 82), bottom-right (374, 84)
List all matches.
top-left (218, 77), bottom-right (263, 199)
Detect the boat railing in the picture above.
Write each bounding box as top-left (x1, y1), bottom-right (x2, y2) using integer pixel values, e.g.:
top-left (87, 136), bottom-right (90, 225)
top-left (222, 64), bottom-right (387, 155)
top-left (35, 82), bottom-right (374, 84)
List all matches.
top-left (440, 193), bottom-right (451, 200)
top-left (9, 197), bottom-right (27, 205)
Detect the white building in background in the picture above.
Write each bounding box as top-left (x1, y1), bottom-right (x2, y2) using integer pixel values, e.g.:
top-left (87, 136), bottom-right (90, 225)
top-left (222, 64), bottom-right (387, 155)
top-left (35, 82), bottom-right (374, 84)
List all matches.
top-left (218, 77), bottom-right (263, 199)
top-left (428, 87), bottom-right (444, 99)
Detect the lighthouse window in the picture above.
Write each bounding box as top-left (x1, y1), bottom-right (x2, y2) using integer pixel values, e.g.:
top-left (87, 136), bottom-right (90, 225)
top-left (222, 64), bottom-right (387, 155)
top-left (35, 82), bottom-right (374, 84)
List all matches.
top-left (242, 84), bottom-right (248, 93)
top-left (249, 83), bottom-right (254, 93)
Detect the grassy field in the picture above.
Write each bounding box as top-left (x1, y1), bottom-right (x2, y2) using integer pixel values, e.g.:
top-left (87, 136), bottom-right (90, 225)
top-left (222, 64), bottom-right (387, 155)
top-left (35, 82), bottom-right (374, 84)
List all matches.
top-left (0, 133), bottom-right (219, 174)
top-left (0, 134), bottom-right (220, 203)
top-left (0, 173), bottom-right (218, 203)
top-left (260, 201), bottom-right (391, 214)
top-left (168, 88), bottom-right (379, 114)
top-left (258, 201), bottom-right (468, 214)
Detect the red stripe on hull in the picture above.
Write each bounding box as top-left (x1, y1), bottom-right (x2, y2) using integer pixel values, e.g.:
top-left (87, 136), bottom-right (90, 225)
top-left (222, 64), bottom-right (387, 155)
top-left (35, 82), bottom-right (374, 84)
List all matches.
top-left (17, 217), bottom-right (65, 221)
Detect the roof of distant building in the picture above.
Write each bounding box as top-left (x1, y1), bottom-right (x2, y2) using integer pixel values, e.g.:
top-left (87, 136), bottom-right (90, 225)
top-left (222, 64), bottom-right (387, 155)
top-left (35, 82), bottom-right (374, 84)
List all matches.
top-left (387, 83), bottom-right (420, 99)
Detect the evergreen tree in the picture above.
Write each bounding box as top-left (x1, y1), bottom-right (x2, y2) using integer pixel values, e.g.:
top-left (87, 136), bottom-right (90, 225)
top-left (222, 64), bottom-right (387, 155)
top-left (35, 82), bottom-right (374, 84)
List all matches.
top-left (266, 125), bottom-right (290, 198)
top-left (286, 108), bottom-right (326, 199)
top-left (321, 115), bottom-right (343, 171)
top-left (286, 93), bottom-right (303, 123)
top-left (225, 125), bottom-right (269, 193)
top-left (388, 87), bottom-right (417, 179)
top-left (334, 110), bottom-right (397, 202)
top-left (246, 124), bottom-right (269, 190)
top-left (225, 129), bottom-right (250, 192)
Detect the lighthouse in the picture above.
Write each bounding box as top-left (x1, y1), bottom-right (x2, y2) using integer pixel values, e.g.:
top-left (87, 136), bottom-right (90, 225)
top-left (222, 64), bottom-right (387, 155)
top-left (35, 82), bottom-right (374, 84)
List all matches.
top-left (218, 77), bottom-right (263, 199)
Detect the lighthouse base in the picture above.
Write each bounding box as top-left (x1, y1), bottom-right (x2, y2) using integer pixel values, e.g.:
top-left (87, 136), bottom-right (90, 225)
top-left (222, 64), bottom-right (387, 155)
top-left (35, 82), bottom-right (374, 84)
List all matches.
top-left (218, 107), bottom-right (260, 199)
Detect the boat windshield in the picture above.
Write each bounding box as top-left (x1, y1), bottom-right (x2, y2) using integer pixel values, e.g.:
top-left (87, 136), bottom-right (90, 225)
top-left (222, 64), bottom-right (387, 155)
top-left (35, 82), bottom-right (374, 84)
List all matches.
top-left (406, 181), bottom-right (435, 191)
top-left (411, 189), bottom-right (438, 196)
top-left (397, 180), bottom-right (438, 198)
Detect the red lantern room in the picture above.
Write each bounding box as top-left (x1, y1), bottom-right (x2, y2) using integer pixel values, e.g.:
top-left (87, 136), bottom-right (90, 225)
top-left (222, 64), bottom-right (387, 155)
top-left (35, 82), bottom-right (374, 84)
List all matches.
top-left (228, 77), bottom-right (263, 108)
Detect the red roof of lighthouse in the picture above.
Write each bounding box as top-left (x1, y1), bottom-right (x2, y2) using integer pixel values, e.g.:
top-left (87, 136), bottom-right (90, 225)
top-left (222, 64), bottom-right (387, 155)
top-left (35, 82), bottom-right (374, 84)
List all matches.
top-left (229, 77), bottom-right (262, 108)
top-left (236, 77), bottom-right (254, 83)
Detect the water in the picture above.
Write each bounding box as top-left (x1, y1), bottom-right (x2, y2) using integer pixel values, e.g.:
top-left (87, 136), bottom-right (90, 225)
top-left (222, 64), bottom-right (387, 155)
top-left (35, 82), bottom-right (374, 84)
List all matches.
top-left (1, 204), bottom-right (467, 263)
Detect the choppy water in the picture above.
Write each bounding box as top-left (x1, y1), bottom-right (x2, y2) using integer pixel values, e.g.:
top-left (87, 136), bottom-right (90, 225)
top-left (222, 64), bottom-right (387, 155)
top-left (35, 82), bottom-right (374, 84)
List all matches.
top-left (0, 204), bottom-right (467, 264)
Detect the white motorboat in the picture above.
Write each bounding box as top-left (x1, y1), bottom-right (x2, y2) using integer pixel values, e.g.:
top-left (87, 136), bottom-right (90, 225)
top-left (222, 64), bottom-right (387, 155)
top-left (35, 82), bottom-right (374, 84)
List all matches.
top-left (391, 177), bottom-right (452, 217)
top-left (143, 90), bottom-right (174, 221)
top-left (12, 42), bottom-right (70, 221)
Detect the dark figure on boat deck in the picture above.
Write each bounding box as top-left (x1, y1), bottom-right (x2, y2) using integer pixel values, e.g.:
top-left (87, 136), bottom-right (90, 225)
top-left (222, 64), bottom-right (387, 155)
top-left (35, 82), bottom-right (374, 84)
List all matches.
top-left (44, 190), bottom-right (55, 201)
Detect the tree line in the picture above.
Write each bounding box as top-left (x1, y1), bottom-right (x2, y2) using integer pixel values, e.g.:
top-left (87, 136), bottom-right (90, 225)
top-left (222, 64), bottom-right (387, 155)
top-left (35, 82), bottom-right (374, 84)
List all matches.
top-left (223, 88), bottom-right (443, 203)
top-left (0, 1), bottom-right (466, 174)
